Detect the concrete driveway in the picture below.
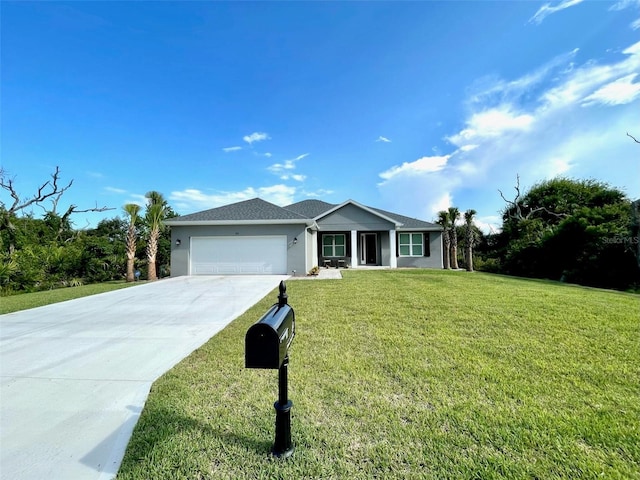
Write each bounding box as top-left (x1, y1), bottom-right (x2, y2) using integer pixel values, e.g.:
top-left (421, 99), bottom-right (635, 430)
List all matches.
top-left (0, 275), bottom-right (288, 480)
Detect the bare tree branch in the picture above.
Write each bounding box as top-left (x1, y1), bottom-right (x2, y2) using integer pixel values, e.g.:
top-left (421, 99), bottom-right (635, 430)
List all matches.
top-left (1, 166), bottom-right (73, 214)
top-left (499, 174), bottom-right (568, 221)
top-left (1, 166), bottom-right (115, 220)
top-left (627, 132), bottom-right (640, 144)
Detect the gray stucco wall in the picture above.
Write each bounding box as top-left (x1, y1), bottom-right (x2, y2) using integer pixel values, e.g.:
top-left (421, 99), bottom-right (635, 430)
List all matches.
top-left (170, 224), bottom-right (307, 276)
top-left (396, 231), bottom-right (443, 269)
top-left (317, 204), bottom-right (395, 231)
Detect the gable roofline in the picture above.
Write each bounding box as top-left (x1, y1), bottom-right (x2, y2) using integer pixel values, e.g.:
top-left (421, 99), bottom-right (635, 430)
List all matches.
top-left (313, 199), bottom-right (403, 227)
top-left (370, 207), bottom-right (443, 231)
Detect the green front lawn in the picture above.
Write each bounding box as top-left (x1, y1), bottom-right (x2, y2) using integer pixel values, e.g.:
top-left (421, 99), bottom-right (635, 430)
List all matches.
top-left (117, 270), bottom-right (639, 479)
top-left (0, 281), bottom-right (136, 315)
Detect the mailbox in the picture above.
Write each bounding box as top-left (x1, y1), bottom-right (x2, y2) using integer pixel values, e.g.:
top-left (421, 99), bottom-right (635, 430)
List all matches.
top-left (245, 283), bottom-right (295, 369)
top-left (245, 280), bottom-right (296, 458)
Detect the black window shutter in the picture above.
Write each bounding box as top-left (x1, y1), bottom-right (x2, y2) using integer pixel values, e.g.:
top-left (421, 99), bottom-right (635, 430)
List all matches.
top-left (424, 233), bottom-right (431, 257)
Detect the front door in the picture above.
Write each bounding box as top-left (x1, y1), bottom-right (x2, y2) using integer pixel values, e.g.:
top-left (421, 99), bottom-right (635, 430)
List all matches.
top-left (360, 233), bottom-right (377, 265)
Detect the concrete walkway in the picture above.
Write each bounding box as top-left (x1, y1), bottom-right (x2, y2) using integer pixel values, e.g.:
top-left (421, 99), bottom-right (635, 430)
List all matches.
top-left (0, 275), bottom-right (287, 480)
top-left (290, 267), bottom-right (344, 280)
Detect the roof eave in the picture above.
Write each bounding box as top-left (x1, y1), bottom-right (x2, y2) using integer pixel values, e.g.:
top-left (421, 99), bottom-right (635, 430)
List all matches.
top-left (165, 219), bottom-right (314, 227)
top-left (397, 226), bottom-right (443, 232)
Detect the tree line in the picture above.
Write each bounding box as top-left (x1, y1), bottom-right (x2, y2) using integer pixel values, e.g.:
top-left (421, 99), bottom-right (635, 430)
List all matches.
top-left (1, 168), bottom-right (638, 294)
top-left (1, 167), bottom-right (175, 293)
top-left (445, 177), bottom-right (639, 291)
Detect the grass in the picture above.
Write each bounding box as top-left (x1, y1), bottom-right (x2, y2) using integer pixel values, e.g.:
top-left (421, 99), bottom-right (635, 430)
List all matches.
top-left (115, 269), bottom-right (640, 479)
top-left (0, 281), bottom-right (136, 314)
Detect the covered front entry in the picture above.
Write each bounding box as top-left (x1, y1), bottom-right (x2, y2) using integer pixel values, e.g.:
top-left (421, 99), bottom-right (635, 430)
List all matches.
top-left (360, 233), bottom-right (378, 265)
top-left (190, 236), bottom-right (287, 274)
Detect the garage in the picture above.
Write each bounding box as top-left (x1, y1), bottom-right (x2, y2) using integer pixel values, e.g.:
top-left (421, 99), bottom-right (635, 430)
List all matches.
top-left (190, 236), bottom-right (287, 275)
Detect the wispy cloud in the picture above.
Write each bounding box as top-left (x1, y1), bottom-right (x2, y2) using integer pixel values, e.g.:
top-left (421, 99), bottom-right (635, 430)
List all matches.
top-left (123, 194), bottom-right (147, 207)
top-left (170, 184), bottom-right (296, 211)
top-left (446, 107), bottom-right (534, 147)
top-left (378, 39), bottom-right (640, 231)
top-left (610, 0), bottom-right (640, 29)
top-left (529, 0), bottom-right (584, 25)
top-left (379, 155), bottom-right (449, 180)
top-left (222, 146), bottom-right (242, 152)
top-left (303, 188), bottom-right (335, 198)
top-left (268, 153), bottom-right (309, 180)
top-left (581, 73), bottom-right (640, 106)
top-left (376, 136), bottom-right (391, 143)
top-left (243, 132), bottom-right (270, 144)
top-left (104, 186), bottom-right (127, 194)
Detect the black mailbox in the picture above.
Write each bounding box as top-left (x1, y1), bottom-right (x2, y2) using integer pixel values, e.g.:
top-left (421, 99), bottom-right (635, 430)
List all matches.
top-left (245, 280), bottom-right (296, 458)
top-left (245, 283), bottom-right (295, 369)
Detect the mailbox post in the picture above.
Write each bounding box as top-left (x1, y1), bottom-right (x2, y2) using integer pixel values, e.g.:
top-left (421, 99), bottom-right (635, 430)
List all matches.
top-left (245, 281), bottom-right (295, 458)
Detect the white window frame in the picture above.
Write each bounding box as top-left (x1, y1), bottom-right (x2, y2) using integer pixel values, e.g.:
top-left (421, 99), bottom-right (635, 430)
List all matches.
top-left (323, 234), bottom-right (346, 257)
top-left (398, 232), bottom-right (423, 257)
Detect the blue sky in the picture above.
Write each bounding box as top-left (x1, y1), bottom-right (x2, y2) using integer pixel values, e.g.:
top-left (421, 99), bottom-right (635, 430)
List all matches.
top-left (2, 1), bottom-right (639, 232)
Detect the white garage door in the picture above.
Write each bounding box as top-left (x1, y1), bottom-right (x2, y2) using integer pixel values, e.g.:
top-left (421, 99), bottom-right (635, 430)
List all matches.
top-left (190, 236), bottom-right (287, 275)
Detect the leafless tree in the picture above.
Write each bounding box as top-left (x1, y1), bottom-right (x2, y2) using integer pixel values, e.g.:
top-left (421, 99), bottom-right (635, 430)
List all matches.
top-left (498, 174), bottom-right (567, 221)
top-left (1, 166), bottom-right (113, 249)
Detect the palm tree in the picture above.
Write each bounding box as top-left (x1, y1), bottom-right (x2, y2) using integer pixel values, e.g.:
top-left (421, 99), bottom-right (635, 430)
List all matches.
top-left (448, 207), bottom-right (460, 269)
top-left (437, 210), bottom-right (451, 269)
top-left (145, 191), bottom-right (167, 281)
top-left (123, 203), bottom-right (141, 282)
top-left (464, 209), bottom-right (477, 272)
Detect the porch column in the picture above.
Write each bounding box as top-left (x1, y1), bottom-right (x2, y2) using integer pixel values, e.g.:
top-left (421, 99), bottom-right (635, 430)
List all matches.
top-left (310, 230), bottom-right (318, 270)
top-left (389, 230), bottom-right (397, 268)
top-left (351, 230), bottom-right (358, 268)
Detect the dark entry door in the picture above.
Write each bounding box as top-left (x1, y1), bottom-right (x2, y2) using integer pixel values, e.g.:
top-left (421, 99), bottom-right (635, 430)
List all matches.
top-left (360, 233), bottom-right (377, 264)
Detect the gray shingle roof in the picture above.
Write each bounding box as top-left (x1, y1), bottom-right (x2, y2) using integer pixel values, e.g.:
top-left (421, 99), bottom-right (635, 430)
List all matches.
top-left (370, 207), bottom-right (441, 230)
top-left (167, 198), bottom-right (308, 222)
top-left (284, 199), bottom-right (336, 218)
top-left (168, 197), bottom-right (440, 230)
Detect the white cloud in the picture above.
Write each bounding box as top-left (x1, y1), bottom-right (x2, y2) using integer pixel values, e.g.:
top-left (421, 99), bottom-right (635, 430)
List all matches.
top-left (431, 193), bottom-right (452, 216)
top-left (475, 215), bottom-right (502, 234)
top-left (268, 153), bottom-right (309, 180)
top-left (376, 136), bottom-right (391, 143)
top-left (303, 189), bottom-right (334, 198)
top-left (243, 132), bottom-right (270, 144)
top-left (223, 146), bottom-right (242, 152)
top-left (545, 156), bottom-right (575, 178)
top-left (291, 174), bottom-right (307, 182)
top-left (292, 153), bottom-right (309, 162)
top-left (446, 107), bottom-right (534, 147)
top-left (104, 186), bottom-right (126, 194)
top-left (379, 155), bottom-right (449, 180)
top-left (377, 39), bottom-right (640, 229)
top-left (170, 184), bottom-right (296, 211)
top-left (541, 42), bottom-right (640, 110)
top-left (529, 0), bottom-right (584, 25)
top-left (264, 152), bottom-right (272, 158)
top-left (459, 144), bottom-right (479, 152)
top-left (123, 194), bottom-right (147, 207)
top-left (609, 0), bottom-right (640, 28)
top-left (581, 73), bottom-right (640, 106)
